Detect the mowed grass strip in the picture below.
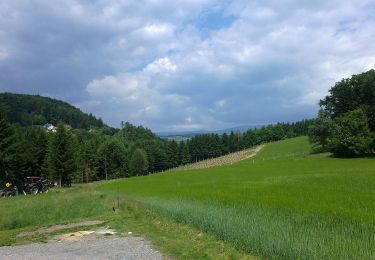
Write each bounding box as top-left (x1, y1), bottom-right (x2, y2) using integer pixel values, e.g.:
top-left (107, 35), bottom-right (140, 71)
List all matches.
top-left (103, 137), bottom-right (375, 259)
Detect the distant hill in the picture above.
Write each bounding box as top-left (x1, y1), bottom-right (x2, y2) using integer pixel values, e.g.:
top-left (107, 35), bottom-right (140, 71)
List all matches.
top-left (0, 92), bottom-right (105, 129)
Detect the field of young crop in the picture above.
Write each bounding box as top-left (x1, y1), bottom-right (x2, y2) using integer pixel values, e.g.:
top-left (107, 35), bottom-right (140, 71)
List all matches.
top-left (104, 137), bottom-right (375, 259)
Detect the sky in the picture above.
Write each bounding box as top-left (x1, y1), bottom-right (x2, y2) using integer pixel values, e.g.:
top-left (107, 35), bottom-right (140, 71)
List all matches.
top-left (0, 0), bottom-right (375, 131)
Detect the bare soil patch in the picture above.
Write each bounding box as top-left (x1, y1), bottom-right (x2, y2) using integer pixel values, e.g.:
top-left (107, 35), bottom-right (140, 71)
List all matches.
top-left (17, 220), bottom-right (104, 238)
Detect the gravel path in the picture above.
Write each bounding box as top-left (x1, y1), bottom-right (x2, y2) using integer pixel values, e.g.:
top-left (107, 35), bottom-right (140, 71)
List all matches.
top-left (0, 235), bottom-right (163, 260)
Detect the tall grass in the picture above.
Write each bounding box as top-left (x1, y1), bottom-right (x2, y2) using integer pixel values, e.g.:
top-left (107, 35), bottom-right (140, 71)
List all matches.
top-left (103, 137), bottom-right (375, 259)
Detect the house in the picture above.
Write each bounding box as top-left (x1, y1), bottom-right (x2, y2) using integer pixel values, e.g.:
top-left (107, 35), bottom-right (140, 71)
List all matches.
top-left (43, 123), bottom-right (57, 133)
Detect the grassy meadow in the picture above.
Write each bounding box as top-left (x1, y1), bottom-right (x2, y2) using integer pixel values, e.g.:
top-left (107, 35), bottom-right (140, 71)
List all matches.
top-left (103, 137), bottom-right (375, 259)
top-left (1, 136), bottom-right (375, 259)
top-left (0, 180), bottom-right (255, 259)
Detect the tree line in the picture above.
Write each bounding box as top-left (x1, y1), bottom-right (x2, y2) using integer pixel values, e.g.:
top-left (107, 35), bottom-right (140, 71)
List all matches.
top-left (1, 103), bottom-right (312, 185)
top-left (308, 69), bottom-right (375, 157)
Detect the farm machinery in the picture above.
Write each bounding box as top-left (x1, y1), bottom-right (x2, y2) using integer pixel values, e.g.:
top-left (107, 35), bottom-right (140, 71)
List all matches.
top-left (0, 177), bottom-right (52, 197)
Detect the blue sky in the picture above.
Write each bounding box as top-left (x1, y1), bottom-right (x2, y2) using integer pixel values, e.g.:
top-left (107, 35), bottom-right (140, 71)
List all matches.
top-left (0, 0), bottom-right (374, 131)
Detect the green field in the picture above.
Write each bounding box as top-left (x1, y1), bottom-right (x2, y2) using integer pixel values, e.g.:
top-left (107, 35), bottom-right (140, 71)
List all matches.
top-left (104, 137), bottom-right (375, 259)
top-left (1, 136), bottom-right (375, 259)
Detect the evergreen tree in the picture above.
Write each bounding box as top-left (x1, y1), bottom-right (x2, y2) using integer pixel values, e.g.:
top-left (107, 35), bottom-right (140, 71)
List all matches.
top-left (23, 126), bottom-right (48, 177)
top-left (167, 140), bottom-right (179, 168)
top-left (178, 142), bottom-right (191, 165)
top-left (44, 124), bottom-right (76, 186)
top-left (0, 105), bottom-right (18, 180)
top-left (97, 139), bottom-right (126, 179)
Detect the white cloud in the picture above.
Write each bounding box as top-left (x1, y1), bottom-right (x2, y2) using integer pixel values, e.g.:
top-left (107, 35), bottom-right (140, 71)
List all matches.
top-left (142, 23), bottom-right (174, 37)
top-left (144, 57), bottom-right (177, 74)
top-left (1, 0), bottom-right (375, 130)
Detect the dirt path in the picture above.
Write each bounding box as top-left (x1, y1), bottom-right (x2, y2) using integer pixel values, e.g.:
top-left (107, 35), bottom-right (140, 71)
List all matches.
top-left (2, 223), bottom-right (164, 260)
top-left (170, 144), bottom-right (264, 171)
top-left (0, 235), bottom-right (163, 260)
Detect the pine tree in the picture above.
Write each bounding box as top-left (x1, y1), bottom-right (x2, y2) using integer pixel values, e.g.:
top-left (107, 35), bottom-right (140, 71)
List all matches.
top-left (97, 139), bottom-right (126, 180)
top-left (23, 126), bottom-right (48, 177)
top-left (179, 142), bottom-right (191, 165)
top-left (0, 105), bottom-right (18, 180)
top-left (167, 140), bottom-right (179, 168)
top-left (44, 124), bottom-right (76, 186)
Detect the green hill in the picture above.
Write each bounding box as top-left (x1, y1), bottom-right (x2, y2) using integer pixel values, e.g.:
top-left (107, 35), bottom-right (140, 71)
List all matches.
top-left (0, 92), bottom-right (105, 129)
top-left (104, 137), bottom-right (375, 259)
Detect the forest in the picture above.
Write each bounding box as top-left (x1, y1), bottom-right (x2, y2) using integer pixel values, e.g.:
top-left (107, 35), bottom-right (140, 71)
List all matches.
top-left (0, 93), bottom-right (105, 129)
top-left (0, 95), bottom-right (311, 185)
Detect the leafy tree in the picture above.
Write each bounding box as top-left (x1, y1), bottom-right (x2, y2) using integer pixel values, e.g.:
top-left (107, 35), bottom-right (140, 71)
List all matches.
top-left (320, 69), bottom-right (375, 130)
top-left (309, 69), bottom-right (375, 157)
top-left (44, 124), bottom-right (76, 186)
top-left (129, 148), bottom-right (149, 176)
top-left (308, 110), bottom-right (335, 150)
top-left (328, 109), bottom-right (371, 157)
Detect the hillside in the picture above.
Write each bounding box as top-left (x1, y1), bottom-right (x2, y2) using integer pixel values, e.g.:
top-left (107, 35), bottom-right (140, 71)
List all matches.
top-left (0, 92), bottom-right (105, 129)
top-left (104, 137), bottom-right (375, 259)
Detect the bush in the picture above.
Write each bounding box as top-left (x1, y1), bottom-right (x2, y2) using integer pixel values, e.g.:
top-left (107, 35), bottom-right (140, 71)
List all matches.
top-left (329, 109), bottom-right (371, 157)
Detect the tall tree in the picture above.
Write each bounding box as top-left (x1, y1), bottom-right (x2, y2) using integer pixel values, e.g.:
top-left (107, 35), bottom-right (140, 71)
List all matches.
top-left (320, 69), bottom-right (375, 130)
top-left (178, 142), bottom-right (191, 165)
top-left (129, 148), bottom-right (149, 176)
top-left (310, 69), bottom-right (375, 156)
top-left (23, 126), bottom-right (48, 177)
top-left (97, 139), bottom-right (126, 179)
top-left (308, 110), bottom-right (335, 150)
top-left (44, 124), bottom-right (76, 186)
top-left (0, 104), bottom-right (18, 180)
top-left (167, 140), bottom-right (179, 168)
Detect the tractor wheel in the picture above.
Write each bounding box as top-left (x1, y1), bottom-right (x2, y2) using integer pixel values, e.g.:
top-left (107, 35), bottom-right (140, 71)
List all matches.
top-left (30, 186), bottom-right (38, 195)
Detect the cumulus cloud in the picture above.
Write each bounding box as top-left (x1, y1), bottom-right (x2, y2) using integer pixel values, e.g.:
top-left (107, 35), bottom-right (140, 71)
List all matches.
top-left (1, 0), bottom-right (375, 130)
